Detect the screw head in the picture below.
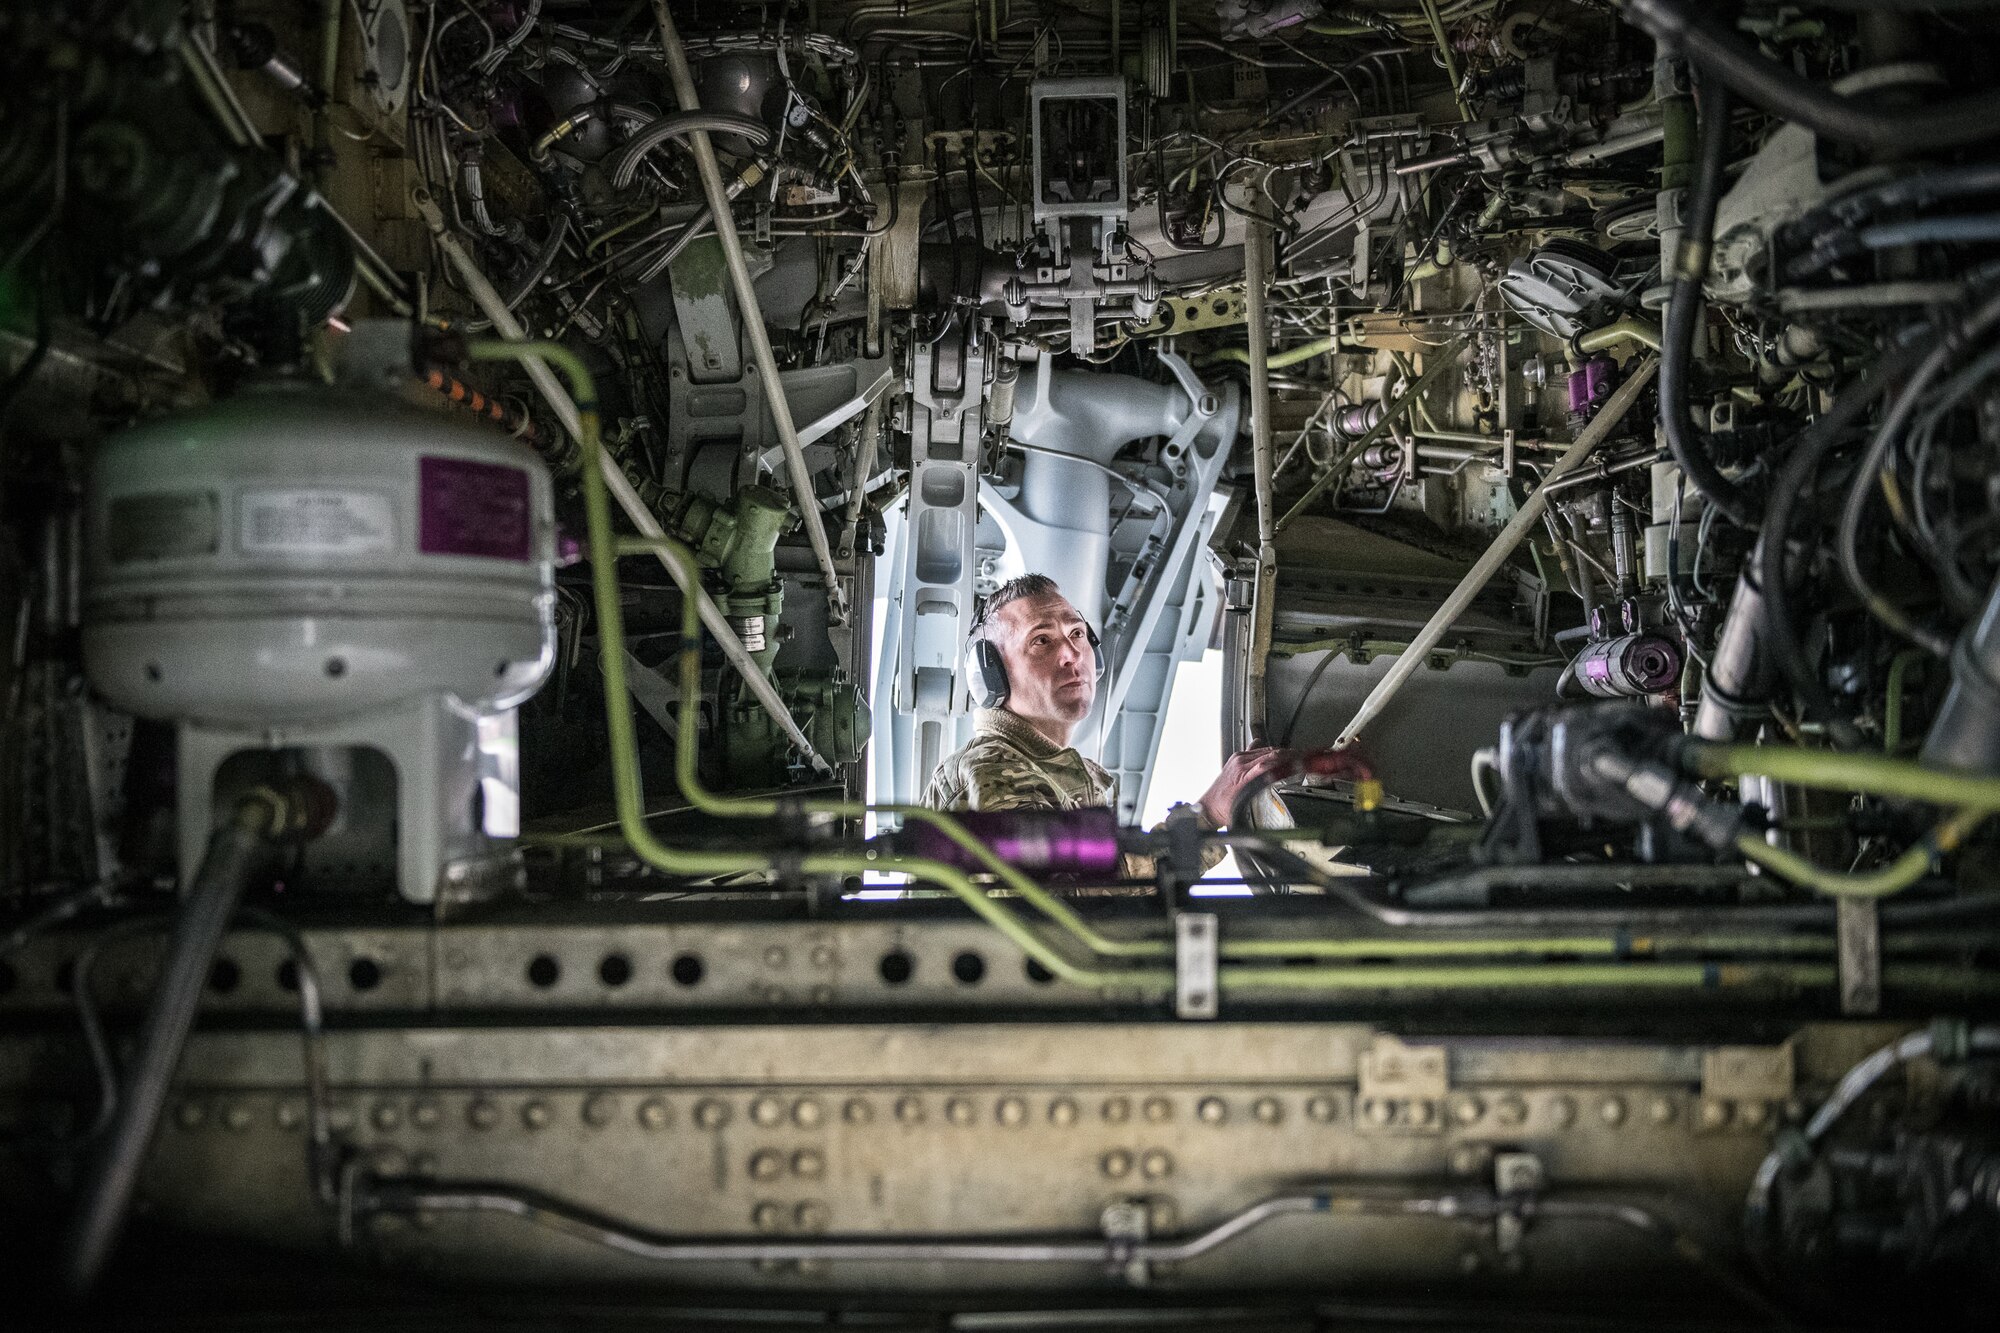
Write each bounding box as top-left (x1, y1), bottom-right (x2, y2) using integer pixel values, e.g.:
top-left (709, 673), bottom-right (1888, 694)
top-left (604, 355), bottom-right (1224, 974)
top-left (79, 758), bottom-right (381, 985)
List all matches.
top-left (468, 1099), bottom-right (500, 1130)
top-left (582, 1094), bottom-right (616, 1128)
top-left (1649, 1096), bottom-right (1676, 1126)
top-left (1306, 1095), bottom-right (1338, 1123)
top-left (795, 1201), bottom-right (830, 1232)
top-left (946, 1097), bottom-right (976, 1126)
top-left (751, 1096), bottom-right (784, 1127)
top-left (1142, 1096), bottom-right (1173, 1124)
top-left (638, 1098), bottom-right (670, 1130)
top-left (1101, 1149), bottom-right (1134, 1179)
top-left (696, 1098), bottom-right (732, 1130)
top-left (843, 1097), bottom-right (874, 1125)
top-left (225, 1104), bottom-right (253, 1132)
top-left (1197, 1097), bottom-right (1228, 1125)
top-left (1697, 1098), bottom-right (1731, 1131)
top-left (749, 1149), bottom-right (785, 1181)
top-left (895, 1095), bottom-right (924, 1124)
top-left (372, 1102), bottom-right (402, 1132)
top-left (792, 1148), bottom-right (826, 1179)
top-left (996, 1096), bottom-right (1027, 1127)
top-left (1140, 1149), bottom-right (1174, 1180)
top-left (1493, 1095), bottom-right (1527, 1127)
top-left (793, 1098), bottom-right (824, 1128)
top-left (411, 1099), bottom-right (442, 1130)
top-left (1546, 1095), bottom-right (1577, 1128)
top-left (521, 1100), bottom-right (551, 1130)
top-left (1048, 1097), bottom-right (1078, 1127)
top-left (1598, 1096), bottom-right (1627, 1127)
top-left (1253, 1097), bottom-right (1283, 1125)
top-left (752, 1202), bottom-right (784, 1232)
top-left (1102, 1096), bottom-right (1131, 1124)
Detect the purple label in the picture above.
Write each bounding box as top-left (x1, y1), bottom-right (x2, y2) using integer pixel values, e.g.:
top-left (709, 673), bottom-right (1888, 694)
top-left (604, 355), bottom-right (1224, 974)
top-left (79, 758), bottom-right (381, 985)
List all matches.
top-left (419, 456), bottom-right (531, 561)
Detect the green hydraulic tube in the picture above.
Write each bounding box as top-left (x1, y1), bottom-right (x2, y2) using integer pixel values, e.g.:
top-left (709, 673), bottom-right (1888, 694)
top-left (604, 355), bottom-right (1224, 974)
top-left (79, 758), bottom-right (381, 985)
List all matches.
top-left (468, 340), bottom-right (1980, 1000)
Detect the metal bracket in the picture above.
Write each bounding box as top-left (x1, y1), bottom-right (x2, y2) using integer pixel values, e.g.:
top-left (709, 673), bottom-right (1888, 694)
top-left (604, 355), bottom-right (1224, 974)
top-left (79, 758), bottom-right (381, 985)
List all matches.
top-left (1360, 1035), bottom-right (1451, 1101)
top-left (1837, 898), bottom-right (1882, 1016)
top-left (1700, 1043), bottom-right (1795, 1103)
top-left (1174, 913), bottom-right (1219, 1019)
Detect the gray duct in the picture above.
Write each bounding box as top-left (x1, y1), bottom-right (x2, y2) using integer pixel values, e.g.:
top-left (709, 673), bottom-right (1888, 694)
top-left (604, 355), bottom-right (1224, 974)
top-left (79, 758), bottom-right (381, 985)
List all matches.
top-left (1921, 575), bottom-right (2000, 774)
top-left (1002, 355), bottom-right (1231, 627)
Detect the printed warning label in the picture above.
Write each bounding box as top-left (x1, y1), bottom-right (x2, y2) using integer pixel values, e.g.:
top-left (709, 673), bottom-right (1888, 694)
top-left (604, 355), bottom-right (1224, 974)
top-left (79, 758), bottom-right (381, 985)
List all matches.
top-left (239, 490), bottom-right (395, 556)
top-left (419, 456), bottom-right (531, 561)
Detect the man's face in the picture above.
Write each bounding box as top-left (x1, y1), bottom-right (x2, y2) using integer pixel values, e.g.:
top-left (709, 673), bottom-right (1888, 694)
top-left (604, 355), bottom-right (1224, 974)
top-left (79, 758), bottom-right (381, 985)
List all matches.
top-left (991, 591), bottom-right (1098, 729)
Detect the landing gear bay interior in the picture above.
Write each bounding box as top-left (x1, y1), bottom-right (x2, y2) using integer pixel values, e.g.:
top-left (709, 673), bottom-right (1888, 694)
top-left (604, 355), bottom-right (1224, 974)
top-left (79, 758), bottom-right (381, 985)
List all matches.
top-left (2, 0), bottom-right (1999, 1327)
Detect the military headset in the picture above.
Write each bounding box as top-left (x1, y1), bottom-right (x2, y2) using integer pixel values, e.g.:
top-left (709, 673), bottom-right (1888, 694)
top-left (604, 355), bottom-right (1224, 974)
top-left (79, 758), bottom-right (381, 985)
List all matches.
top-left (966, 599), bottom-right (1105, 710)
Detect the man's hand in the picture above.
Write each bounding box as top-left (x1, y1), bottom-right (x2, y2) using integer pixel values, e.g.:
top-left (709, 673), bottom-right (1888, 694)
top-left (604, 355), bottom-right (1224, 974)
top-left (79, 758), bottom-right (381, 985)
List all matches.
top-left (1200, 746), bottom-right (1296, 828)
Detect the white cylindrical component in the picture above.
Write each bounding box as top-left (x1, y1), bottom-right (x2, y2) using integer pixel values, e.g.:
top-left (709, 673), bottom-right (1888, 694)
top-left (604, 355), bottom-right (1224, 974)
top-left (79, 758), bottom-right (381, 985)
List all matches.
top-left (83, 384), bottom-right (557, 727)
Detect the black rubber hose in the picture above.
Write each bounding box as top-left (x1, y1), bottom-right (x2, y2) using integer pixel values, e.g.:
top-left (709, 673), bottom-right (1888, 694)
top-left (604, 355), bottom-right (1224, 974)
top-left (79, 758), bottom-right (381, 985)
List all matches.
top-left (61, 801), bottom-right (277, 1297)
top-left (1757, 333), bottom-right (1936, 745)
top-left (1627, 0), bottom-right (2000, 154)
top-left (1659, 75), bottom-right (1758, 531)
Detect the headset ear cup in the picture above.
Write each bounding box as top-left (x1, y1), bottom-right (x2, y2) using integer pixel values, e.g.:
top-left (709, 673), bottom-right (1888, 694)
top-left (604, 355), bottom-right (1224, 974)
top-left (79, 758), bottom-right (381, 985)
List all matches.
top-left (970, 638), bottom-right (1009, 708)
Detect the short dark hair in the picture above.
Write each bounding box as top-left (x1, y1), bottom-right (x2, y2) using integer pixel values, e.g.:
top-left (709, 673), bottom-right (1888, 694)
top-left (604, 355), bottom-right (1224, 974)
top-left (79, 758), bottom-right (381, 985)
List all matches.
top-left (973, 573), bottom-right (1061, 637)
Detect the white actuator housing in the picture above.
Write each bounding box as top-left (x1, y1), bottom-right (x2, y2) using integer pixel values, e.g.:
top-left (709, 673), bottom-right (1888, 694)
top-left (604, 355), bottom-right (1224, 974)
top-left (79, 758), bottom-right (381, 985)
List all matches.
top-left (83, 383), bottom-right (555, 724)
top-left (81, 382), bottom-right (557, 904)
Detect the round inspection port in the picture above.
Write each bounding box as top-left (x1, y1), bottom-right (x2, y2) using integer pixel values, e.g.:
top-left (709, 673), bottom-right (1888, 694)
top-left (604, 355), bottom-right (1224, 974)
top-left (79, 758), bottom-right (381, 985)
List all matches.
top-left (878, 950), bottom-right (915, 986)
top-left (526, 954), bottom-right (561, 988)
top-left (951, 950), bottom-right (986, 985)
top-left (348, 958), bottom-right (383, 991)
top-left (598, 953), bottom-right (632, 988)
top-left (670, 953), bottom-right (705, 987)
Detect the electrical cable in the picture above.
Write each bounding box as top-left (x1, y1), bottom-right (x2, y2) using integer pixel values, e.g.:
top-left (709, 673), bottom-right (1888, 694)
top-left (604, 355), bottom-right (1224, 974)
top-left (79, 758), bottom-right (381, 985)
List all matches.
top-left (1835, 286), bottom-right (2000, 658)
top-left (1627, 0), bottom-right (2000, 154)
top-left (1758, 331), bottom-right (1936, 742)
top-left (1658, 74), bottom-right (1756, 531)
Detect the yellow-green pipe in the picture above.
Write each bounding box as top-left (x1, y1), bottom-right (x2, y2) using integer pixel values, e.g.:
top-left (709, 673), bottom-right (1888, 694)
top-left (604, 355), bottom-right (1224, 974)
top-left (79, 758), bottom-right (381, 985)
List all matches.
top-left (1206, 335), bottom-right (1339, 370)
top-left (1577, 317), bottom-right (1664, 354)
top-left (1689, 742), bottom-right (2000, 809)
top-left (1735, 808), bottom-right (1991, 900)
top-left (468, 340), bottom-right (1976, 993)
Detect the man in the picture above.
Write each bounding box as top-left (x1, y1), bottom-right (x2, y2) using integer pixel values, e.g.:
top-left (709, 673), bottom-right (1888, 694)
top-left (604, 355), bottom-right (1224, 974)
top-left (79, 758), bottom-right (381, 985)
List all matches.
top-left (924, 573), bottom-right (1290, 844)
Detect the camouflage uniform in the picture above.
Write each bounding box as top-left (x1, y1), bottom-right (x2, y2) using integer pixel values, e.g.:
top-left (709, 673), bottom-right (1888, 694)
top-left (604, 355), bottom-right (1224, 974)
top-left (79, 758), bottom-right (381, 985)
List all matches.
top-left (924, 708), bottom-right (1118, 814)
top-left (924, 708), bottom-right (1224, 885)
